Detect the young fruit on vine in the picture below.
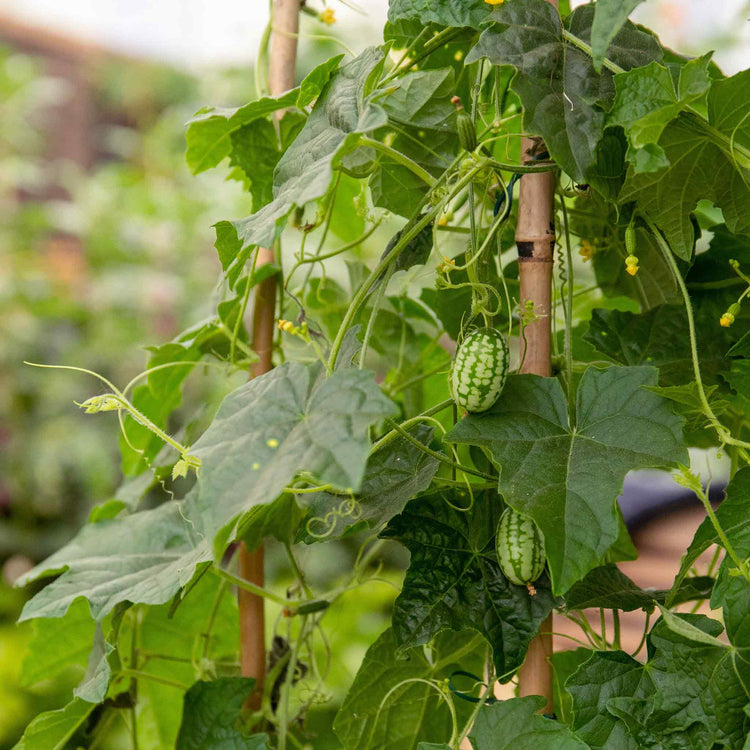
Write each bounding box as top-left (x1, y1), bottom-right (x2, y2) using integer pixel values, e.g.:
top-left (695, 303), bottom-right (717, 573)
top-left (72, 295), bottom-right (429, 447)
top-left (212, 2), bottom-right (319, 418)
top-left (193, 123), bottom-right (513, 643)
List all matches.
top-left (452, 95), bottom-right (477, 152)
top-left (450, 327), bottom-right (509, 412)
top-left (496, 507), bottom-right (546, 589)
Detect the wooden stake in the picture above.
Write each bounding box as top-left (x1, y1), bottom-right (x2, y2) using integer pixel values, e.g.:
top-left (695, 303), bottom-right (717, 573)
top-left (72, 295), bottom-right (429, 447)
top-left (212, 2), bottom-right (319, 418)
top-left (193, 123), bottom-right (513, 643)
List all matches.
top-left (239, 0), bottom-right (300, 710)
top-left (514, 34), bottom-right (557, 711)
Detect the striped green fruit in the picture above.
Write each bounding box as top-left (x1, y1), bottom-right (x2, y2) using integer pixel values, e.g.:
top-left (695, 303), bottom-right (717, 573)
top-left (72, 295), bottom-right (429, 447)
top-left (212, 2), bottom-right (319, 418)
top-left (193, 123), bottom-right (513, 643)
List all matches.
top-left (496, 507), bottom-right (545, 587)
top-left (451, 327), bottom-right (509, 412)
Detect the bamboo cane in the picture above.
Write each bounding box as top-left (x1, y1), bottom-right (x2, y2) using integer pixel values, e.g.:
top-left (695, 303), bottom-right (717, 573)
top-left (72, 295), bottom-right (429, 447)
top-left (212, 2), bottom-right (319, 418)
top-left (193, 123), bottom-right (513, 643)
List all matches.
top-left (514, 0), bottom-right (558, 712)
top-left (239, 0), bottom-right (300, 710)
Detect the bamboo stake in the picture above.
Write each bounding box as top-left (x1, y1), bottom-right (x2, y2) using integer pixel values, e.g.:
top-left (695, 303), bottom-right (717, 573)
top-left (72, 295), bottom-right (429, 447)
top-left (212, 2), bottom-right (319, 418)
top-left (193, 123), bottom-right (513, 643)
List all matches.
top-left (239, 0), bottom-right (300, 710)
top-left (514, 0), bottom-right (557, 712)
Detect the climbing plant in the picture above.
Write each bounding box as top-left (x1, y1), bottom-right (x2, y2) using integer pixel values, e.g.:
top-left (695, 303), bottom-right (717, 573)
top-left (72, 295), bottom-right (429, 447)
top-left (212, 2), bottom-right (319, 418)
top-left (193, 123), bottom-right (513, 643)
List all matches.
top-left (14, 0), bottom-right (750, 748)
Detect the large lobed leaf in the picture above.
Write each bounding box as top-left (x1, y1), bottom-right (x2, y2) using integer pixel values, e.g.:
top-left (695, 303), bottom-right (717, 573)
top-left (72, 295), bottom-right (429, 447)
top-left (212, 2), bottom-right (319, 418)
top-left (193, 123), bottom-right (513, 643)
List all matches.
top-left (16, 499), bottom-right (211, 622)
top-left (219, 48), bottom-right (387, 257)
top-left (567, 614), bottom-right (750, 748)
top-left (190, 361), bottom-right (396, 555)
top-left (619, 69), bottom-right (750, 259)
top-left (18, 361), bottom-right (394, 630)
top-left (381, 491), bottom-right (556, 679)
top-left (447, 366), bottom-right (687, 593)
top-left (466, 0), bottom-right (660, 183)
top-left (608, 55), bottom-right (712, 173)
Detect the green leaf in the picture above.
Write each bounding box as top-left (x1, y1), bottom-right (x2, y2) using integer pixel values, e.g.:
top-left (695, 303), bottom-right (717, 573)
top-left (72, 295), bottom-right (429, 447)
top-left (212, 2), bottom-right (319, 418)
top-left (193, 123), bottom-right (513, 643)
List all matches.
top-left (16, 499), bottom-right (210, 621)
top-left (185, 89), bottom-right (298, 175)
top-left (567, 615), bottom-right (750, 748)
top-left (20, 597), bottom-right (95, 689)
top-left (225, 48), bottom-right (387, 255)
top-left (228, 118), bottom-right (281, 210)
top-left (468, 695), bottom-right (589, 749)
top-left (380, 491), bottom-right (556, 678)
top-left (333, 627), bottom-right (485, 750)
top-left (296, 54), bottom-right (345, 108)
top-left (73, 624), bottom-right (115, 703)
top-left (185, 55), bottom-right (342, 175)
top-left (387, 0), bottom-right (491, 29)
top-left (564, 564), bottom-right (658, 612)
top-left (712, 563), bottom-right (750, 647)
top-left (382, 68), bottom-right (456, 131)
top-left (552, 649), bottom-right (594, 725)
top-left (12, 698), bottom-right (94, 750)
top-left (590, 0), bottom-right (644, 72)
top-left (609, 56), bottom-right (712, 171)
top-left (298, 425), bottom-right (439, 543)
top-left (671, 467), bottom-right (750, 604)
top-left (619, 70), bottom-right (750, 260)
top-left (584, 304), bottom-right (731, 387)
top-left (466, 0), bottom-right (660, 182)
top-left (176, 678), bottom-right (266, 750)
top-left (566, 650), bottom-right (642, 749)
top-left (447, 366), bottom-right (688, 593)
top-left (190, 361), bottom-right (396, 556)
top-left (655, 604), bottom-right (728, 648)
top-left (369, 126), bottom-right (455, 216)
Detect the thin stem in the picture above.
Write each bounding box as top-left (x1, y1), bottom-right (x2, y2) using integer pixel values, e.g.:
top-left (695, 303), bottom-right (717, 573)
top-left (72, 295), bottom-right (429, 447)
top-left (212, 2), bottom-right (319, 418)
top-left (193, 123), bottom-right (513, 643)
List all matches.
top-left (202, 578), bottom-right (229, 660)
top-left (372, 398), bottom-right (454, 451)
top-left (383, 417), bottom-right (495, 481)
top-left (632, 610), bottom-right (651, 657)
top-left (326, 175), bottom-right (466, 374)
top-left (359, 267), bottom-right (392, 370)
top-left (646, 214), bottom-right (750, 451)
top-left (213, 567), bottom-right (306, 608)
top-left (381, 27), bottom-right (464, 84)
top-left (690, 479), bottom-right (747, 576)
top-left (559, 197), bottom-right (575, 422)
top-left (121, 669), bottom-right (188, 691)
top-left (360, 137), bottom-right (436, 186)
top-left (562, 30), bottom-right (624, 74)
top-left (284, 541), bottom-right (313, 598)
top-left (613, 609), bottom-right (622, 651)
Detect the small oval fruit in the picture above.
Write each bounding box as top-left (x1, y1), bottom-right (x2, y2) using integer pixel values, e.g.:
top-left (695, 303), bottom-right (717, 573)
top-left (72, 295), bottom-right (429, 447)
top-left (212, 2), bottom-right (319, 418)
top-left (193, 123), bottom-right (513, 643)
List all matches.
top-left (451, 327), bottom-right (509, 412)
top-left (496, 507), bottom-right (546, 587)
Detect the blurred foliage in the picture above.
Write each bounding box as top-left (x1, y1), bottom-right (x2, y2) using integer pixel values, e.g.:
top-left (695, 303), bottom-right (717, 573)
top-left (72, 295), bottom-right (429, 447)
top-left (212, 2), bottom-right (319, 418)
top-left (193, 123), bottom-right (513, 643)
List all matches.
top-left (0, 38), bottom-right (400, 747)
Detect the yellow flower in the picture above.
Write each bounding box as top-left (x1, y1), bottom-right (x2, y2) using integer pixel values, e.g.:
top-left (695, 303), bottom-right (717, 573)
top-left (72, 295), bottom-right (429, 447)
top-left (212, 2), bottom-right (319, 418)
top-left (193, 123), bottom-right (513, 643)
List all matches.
top-left (277, 319), bottom-right (295, 333)
top-left (720, 303), bottom-right (740, 327)
top-left (437, 256), bottom-right (456, 274)
top-left (579, 239), bottom-right (594, 262)
top-left (625, 254), bottom-right (639, 276)
top-left (318, 8), bottom-right (336, 25)
top-left (485, 0), bottom-right (505, 4)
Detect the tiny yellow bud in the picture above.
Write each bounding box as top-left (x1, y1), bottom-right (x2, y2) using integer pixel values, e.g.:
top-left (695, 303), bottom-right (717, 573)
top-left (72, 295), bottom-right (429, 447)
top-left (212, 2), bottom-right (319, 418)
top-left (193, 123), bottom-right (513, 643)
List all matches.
top-left (720, 313), bottom-right (735, 327)
top-left (318, 8), bottom-right (336, 25)
top-left (625, 254), bottom-right (639, 276)
top-left (579, 240), bottom-right (594, 262)
top-left (485, 0), bottom-right (505, 4)
top-left (625, 264), bottom-right (639, 276)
